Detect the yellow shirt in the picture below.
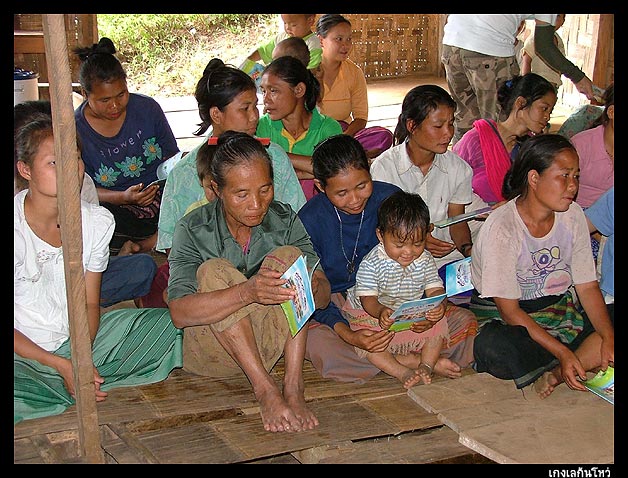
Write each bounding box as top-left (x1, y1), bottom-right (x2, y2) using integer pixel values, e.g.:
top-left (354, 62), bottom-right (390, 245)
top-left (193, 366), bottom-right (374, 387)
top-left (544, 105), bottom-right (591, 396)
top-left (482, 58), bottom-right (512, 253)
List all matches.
top-left (319, 59), bottom-right (368, 124)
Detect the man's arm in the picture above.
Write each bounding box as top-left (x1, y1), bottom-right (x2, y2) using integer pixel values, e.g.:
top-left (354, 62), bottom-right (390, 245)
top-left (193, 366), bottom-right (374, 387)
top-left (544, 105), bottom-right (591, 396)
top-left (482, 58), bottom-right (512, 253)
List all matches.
top-left (534, 20), bottom-right (594, 100)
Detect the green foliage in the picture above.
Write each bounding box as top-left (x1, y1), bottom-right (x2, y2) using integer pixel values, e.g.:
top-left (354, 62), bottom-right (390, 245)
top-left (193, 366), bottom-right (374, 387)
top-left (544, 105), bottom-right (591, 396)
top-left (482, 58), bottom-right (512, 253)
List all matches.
top-left (97, 14), bottom-right (278, 97)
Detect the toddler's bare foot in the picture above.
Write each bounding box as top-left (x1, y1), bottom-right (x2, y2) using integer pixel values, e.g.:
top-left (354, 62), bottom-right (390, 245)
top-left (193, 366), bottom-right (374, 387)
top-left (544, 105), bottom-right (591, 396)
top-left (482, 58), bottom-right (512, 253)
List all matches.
top-left (118, 240), bottom-right (141, 256)
top-left (417, 363), bottom-right (434, 385)
top-left (401, 369), bottom-right (423, 389)
top-left (397, 352), bottom-right (421, 369)
top-left (285, 389), bottom-right (318, 431)
top-left (433, 357), bottom-right (462, 379)
top-left (534, 370), bottom-right (560, 399)
top-left (257, 388), bottom-right (303, 433)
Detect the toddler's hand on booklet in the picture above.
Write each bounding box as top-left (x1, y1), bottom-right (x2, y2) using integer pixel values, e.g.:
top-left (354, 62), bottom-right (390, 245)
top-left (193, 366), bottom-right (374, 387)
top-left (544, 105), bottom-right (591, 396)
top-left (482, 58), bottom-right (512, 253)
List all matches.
top-left (378, 308), bottom-right (394, 330)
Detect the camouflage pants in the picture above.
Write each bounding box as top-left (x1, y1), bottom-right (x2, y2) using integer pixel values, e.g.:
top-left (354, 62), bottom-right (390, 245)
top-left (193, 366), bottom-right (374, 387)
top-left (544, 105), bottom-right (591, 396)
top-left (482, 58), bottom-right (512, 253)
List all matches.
top-left (441, 45), bottom-right (520, 145)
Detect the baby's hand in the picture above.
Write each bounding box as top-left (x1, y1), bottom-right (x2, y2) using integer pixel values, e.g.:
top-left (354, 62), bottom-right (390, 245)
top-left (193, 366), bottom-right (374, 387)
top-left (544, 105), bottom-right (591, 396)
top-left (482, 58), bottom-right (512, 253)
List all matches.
top-left (425, 301), bottom-right (446, 322)
top-left (378, 308), bottom-right (394, 330)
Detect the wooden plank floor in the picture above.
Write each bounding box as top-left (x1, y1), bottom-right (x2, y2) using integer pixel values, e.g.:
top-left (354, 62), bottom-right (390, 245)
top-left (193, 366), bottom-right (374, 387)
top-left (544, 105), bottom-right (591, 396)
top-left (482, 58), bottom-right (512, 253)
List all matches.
top-left (408, 372), bottom-right (614, 465)
top-left (14, 359), bottom-right (492, 464)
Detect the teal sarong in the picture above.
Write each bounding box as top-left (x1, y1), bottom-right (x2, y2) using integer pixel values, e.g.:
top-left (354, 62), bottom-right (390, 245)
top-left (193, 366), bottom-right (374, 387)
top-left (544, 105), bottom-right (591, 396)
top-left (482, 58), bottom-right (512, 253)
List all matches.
top-left (14, 308), bottom-right (183, 425)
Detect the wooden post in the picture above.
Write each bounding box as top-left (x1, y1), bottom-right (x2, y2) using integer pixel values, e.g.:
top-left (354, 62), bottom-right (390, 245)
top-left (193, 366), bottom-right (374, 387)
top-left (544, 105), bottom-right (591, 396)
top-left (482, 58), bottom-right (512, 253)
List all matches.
top-left (41, 14), bottom-right (104, 464)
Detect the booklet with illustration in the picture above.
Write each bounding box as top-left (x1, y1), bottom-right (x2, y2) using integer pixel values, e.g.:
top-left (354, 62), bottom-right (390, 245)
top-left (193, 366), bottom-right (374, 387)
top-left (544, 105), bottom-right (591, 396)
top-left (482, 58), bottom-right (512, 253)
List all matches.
top-left (584, 366), bottom-right (614, 405)
top-left (280, 255), bottom-right (318, 336)
top-left (388, 293), bottom-right (447, 332)
top-left (433, 206), bottom-right (493, 228)
top-left (445, 257), bottom-right (473, 296)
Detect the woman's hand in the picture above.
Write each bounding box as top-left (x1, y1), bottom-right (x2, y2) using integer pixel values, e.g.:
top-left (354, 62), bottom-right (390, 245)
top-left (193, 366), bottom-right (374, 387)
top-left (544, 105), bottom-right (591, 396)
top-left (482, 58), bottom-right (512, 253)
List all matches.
top-left (58, 357), bottom-right (108, 401)
top-left (426, 232), bottom-right (456, 258)
top-left (245, 268), bottom-right (295, 306)
top-left (600, 334), bottom-right (615, 371)
top-left (350, 328), bottom-right (394, 353)
top-left (126, 182), bottom-right (159, 207)
top-left (409, 319), bottom-right (436, 334)
top-left (557, 349), bottom-right (588, 392)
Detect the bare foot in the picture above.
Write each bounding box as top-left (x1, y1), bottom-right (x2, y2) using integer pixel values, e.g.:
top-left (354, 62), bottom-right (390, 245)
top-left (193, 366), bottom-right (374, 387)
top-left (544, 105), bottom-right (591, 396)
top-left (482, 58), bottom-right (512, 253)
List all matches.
top-left (397, 352), bottom-right (421, 369)
top-left (118, 240), bottom-right (141, 256)
top-left (285, 388), bottom-right (319, 431)
top-left (534, 370), bottom-right (560, 399)
top-left (136, 232), bottom-right (158, 254)
top-left (257, 388), bottom-right (303, 433)
top-left (417, 363), bottom-right (433, 385)
top-left (433, 357), bottom-right (462, 379)
top-left (401, 369), bottom-right (423, 389)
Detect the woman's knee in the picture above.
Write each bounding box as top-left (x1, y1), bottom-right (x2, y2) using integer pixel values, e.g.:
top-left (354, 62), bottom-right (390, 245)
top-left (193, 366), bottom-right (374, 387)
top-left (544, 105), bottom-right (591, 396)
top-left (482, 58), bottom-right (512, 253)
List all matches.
top-left (197, 258), bottom-right (244, 291)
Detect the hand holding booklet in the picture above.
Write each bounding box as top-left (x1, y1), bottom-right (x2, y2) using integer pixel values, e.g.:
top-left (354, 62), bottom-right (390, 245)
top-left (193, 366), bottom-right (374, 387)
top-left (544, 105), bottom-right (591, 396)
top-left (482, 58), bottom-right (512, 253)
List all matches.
top-left (280, 255), bottom-right (319, 336)
top-left (584, 366), bottom-right (614, 405)
top-left (388, 293), bottom-right (447, 332)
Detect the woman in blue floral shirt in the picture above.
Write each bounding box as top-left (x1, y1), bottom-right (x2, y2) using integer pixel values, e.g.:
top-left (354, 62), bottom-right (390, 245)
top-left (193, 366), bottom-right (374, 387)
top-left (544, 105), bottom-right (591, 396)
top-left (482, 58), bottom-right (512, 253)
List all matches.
top-left (74, 37), bottom-right (179, 255)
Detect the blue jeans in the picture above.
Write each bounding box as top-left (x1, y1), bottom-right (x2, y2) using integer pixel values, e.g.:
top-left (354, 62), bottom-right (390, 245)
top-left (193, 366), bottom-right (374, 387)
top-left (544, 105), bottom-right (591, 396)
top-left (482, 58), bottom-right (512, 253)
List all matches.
top-left (100, 254), bottom-right (157, 308)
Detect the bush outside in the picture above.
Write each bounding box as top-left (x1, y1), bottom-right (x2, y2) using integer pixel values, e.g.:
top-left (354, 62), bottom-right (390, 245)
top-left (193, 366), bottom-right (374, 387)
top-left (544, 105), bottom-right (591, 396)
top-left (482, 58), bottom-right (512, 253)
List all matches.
top-left (97, 14), bottom-right (279, 98)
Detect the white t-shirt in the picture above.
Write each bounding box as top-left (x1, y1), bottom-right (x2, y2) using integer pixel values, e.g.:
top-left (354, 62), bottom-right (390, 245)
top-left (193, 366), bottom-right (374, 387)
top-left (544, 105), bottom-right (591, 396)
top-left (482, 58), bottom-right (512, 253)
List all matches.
top-left (471, 198), bottom-right (596, 301)
top-left (442, 14), bottom-right (557, 57)
top-left (14, 190), bottom-right (114, 351)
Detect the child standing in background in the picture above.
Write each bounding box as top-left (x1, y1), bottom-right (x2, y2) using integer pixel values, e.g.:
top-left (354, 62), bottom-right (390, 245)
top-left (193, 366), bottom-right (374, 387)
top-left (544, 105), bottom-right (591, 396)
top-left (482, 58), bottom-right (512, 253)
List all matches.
top-left (348, 190), bottom-right (450, 388)
top-left (240, 14), bottom-right (322, 86)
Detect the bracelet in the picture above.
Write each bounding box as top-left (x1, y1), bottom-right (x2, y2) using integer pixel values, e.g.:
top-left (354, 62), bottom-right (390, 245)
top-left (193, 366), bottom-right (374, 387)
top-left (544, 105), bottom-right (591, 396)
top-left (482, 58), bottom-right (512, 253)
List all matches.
top-left (419, 363), bottom-right (433, 376)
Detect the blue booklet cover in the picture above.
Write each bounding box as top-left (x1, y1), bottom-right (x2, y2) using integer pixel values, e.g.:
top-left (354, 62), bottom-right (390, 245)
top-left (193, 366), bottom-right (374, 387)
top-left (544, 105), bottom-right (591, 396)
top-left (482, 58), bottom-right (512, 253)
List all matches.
top-left (280, 255), bottom-right (317, 336)
top-left (389, 293), bottom-right (447, 332)
top-left (446, 257), bottom-right (473, 296)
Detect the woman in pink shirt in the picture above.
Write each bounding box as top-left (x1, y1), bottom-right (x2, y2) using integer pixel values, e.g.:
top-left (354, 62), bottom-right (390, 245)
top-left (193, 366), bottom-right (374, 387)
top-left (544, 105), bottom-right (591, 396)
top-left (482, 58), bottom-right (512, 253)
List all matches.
top-left (570, 83), bottom-right (614, 208)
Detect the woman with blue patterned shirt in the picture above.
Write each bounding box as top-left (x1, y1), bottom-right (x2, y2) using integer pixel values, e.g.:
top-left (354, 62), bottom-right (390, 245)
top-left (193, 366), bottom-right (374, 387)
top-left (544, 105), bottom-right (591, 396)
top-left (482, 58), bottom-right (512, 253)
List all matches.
top-left (74, 37), bottom-right (179, 255)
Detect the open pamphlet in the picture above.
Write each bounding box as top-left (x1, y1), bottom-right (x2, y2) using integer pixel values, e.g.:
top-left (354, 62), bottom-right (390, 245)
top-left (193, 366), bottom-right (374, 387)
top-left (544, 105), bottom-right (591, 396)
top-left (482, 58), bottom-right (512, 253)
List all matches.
top-left (445, 257), bottom-right (473, 296)
top-left (389, 293), bottom-right (447, 332)
top-left (433, 206), bottom-right (493, 228)
top-left (584, 366), bottom-right (614, 405)
top-left (280, 255), bottom-right (319, 336)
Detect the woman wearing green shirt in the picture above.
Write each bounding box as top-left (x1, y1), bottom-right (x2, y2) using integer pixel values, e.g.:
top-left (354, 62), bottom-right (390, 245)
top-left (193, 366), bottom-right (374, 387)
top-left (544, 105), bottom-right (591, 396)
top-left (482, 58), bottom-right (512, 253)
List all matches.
top-left (257, 55), bottom-right (342, 200)
top-left (168, 131), bottom-right (331, 433)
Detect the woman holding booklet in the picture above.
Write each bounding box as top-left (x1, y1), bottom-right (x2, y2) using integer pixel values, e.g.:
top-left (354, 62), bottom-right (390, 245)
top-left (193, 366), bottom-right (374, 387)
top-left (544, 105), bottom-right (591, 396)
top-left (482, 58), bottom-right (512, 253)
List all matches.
top-left (167, 131), bottom-right (330, 434)
top-left (370, 85), bottom-right (488, 272)
top-left (298, 135), bottom-right (477, 385)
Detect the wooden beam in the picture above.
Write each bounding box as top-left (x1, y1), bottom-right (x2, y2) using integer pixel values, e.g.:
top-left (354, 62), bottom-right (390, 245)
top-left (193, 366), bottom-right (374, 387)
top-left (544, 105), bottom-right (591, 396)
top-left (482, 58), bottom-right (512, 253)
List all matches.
top-left (592, 14), bottom-right (613, 87)
top-left (41, 14), bottom-right (104, 464)
top-left (14, 30), bottom-right (45, 54)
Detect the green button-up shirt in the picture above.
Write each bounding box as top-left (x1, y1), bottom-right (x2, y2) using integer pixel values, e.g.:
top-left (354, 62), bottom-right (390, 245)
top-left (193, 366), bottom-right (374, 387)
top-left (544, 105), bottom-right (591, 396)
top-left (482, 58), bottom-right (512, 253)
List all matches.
top-left (168, 199), bottom-right (320, 301)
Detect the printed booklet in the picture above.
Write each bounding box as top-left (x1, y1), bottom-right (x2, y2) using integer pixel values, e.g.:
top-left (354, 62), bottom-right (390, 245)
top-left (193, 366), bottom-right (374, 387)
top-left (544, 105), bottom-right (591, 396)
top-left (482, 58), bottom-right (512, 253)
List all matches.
top-left (389, 293), bottom-right (447, 332)
top-left (280, 255), bottom-right (318, 336)
top-left (433, 206), bottom-right (493, 228)
top-left (584, 366), bottom-right (614, 405)
top-left (445, 257), bottom-right (473, 296)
